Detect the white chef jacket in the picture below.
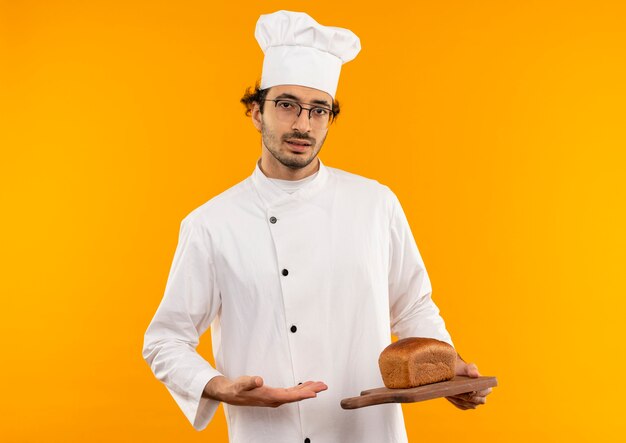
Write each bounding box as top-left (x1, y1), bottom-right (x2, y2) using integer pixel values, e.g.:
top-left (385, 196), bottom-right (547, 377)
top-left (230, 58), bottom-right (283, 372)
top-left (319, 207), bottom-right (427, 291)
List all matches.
top-left (269, 171), bottom-right (318, 193)
top-left (142, 158), bottom-right (454, 443)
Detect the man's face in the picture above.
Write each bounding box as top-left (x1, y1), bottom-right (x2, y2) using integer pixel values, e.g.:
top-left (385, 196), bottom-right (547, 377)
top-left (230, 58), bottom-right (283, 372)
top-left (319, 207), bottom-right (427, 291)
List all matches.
top-left (254, 85), bottom-right (332, 170)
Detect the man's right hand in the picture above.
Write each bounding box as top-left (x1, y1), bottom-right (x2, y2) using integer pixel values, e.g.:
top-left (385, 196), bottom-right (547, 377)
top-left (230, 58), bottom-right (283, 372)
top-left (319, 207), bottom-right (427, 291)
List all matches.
top-left (202, 375), bottom-right (328, 407)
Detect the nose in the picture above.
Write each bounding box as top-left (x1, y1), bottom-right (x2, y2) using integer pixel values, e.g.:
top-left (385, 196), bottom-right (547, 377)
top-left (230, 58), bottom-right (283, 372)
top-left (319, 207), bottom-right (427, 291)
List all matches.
top-left (292, 108), bottom-right (312, 133)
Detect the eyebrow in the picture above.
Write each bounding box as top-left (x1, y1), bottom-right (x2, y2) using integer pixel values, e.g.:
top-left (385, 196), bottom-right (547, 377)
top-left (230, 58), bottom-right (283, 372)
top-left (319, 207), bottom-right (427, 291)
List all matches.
top-left (273, 93), bottom-right (331, 108)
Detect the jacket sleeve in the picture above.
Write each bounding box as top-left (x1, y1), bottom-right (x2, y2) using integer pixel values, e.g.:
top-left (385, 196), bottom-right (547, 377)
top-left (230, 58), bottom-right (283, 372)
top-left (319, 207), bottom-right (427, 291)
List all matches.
top-left (386, 189), bottom-right (455, 348)
top-left (142, 214), bottom-right (223, 431)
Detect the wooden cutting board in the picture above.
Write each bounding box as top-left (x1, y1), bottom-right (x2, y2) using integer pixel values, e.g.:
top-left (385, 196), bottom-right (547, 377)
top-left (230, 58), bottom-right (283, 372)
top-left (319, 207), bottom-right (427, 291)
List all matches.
top-left (340, 375), bottom-right (498, 409)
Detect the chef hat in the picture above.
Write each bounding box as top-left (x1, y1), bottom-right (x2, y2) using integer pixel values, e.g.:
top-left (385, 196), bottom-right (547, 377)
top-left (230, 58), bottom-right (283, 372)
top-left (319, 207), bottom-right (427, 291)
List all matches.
top-left (255, 10), bottom-right (361, 100)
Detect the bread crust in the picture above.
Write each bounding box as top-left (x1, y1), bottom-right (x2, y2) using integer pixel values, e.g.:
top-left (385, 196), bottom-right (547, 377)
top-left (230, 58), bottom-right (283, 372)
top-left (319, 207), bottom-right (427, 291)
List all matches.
top-left (378, 337), bottom-right (456, 388)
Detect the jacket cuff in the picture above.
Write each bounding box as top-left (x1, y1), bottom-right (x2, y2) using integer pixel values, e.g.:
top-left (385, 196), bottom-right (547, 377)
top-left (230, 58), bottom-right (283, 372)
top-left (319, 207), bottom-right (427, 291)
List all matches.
top-left (186, 367), bottom-right (224, 431)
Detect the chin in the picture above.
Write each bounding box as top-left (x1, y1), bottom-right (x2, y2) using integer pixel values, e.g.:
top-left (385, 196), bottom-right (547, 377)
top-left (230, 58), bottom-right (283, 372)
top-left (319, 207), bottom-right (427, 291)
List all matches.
top-left (282, 154), bottom-right (316, 169)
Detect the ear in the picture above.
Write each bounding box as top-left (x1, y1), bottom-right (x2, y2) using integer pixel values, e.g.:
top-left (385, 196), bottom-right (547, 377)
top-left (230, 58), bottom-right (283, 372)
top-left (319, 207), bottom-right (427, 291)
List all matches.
top-left (251, 102), bottom-right (262, 132)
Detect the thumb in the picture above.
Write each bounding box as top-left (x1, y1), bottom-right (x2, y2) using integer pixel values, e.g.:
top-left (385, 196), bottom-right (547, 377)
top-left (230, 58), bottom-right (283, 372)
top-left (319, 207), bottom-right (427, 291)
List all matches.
top-left (464, 362), bottom-right (481, 378)
top-left (240, 376), bottom-right (263, 391)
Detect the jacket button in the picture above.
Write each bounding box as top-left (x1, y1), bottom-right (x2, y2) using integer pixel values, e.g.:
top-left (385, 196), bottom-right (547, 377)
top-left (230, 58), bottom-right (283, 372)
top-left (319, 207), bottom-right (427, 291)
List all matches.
top-left (304, 438), bottom-right (311, 443)
top-left (282, 269), bottom-right (289, 276)
top-left (269, 216), bottom-right (277, 224)
top-left (290, 325), bottom-right (297, 333)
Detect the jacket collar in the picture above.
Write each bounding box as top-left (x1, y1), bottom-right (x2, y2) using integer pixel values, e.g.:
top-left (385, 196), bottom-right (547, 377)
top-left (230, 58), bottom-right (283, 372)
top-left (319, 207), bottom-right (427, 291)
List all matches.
top-left (251, 157), bottom-right (330, 208)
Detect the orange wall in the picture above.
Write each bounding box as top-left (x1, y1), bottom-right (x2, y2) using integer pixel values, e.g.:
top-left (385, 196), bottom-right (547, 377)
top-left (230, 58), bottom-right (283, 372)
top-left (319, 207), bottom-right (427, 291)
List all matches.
top-left (1, 1), bottom-right (624, 442)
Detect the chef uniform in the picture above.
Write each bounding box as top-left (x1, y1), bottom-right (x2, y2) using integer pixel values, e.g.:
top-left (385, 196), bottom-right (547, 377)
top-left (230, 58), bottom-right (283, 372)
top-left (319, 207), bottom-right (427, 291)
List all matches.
top-left (143, 10), bottom-right (455, 443)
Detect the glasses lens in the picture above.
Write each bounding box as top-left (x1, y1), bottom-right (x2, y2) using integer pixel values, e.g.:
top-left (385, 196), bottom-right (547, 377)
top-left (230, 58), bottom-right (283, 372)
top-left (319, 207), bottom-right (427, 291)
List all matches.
top-left (274, 100), bottom-right (299, 123)
top-left (272, 100), bottom-right (333, 129)
top-left (310, 107), bottom-right (333, 130)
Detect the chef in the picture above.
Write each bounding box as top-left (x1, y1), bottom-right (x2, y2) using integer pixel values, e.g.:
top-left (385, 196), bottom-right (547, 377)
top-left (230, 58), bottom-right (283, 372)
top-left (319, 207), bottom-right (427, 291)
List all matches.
top-left (143, 10), bottom-right (491, 443)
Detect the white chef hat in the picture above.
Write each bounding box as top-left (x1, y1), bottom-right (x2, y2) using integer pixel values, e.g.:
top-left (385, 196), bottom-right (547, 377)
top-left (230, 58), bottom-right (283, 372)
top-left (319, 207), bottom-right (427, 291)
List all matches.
top-left (255, 10), bottom-right (361, 100)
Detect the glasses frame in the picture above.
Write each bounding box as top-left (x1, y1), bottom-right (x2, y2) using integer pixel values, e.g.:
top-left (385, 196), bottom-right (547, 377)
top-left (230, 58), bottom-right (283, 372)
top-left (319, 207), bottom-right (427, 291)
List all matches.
top-left (264, 99), bottom-right (335, 128)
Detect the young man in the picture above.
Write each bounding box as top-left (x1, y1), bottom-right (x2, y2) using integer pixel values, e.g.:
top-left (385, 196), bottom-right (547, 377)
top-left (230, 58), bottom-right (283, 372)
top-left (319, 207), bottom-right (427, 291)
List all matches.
top-left (143, 10), bottom-right (491, 443)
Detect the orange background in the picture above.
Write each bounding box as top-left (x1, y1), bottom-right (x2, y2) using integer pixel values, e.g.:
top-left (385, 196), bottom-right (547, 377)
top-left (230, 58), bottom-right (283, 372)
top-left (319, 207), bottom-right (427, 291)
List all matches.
top-left (1, 1), bottom-right (625, 442)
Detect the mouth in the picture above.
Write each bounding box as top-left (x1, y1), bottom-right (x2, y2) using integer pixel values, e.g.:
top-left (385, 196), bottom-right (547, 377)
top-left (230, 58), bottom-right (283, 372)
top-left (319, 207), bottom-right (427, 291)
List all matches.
top-left (284, 139), bottom-right (312, 152)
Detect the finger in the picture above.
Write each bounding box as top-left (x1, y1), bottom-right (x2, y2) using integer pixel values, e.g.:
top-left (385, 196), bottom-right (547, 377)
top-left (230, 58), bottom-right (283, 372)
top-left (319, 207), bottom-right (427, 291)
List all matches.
top-left (301, 381), bottom-right (328, 393)
top-left (449, 390), bottom-right (477, 399)
top-left (453, 390), bottom-right (488, 403)
top-left (476, 387), bottom-right (492, 397)
top-left (294, 381), bottom-right (327, 392)
top-left (466, 363), bottom-right (481, 378)
top-left (278, 387), bottom-right (319, 403)
top-left (446, 393), bottom-right (480, 408)
top-left (447, 393), bottom-right (472, 402)
top-left (286, 381), bottom-right (327, 393)
top-left (449, 397), bottom-right (477, 409)
top-left (286, 381), bottom-right (314, 391)
top-left (451, 392), bottom-right (487, 406)
top-left (311, 381), bottom-right (328, 392)
top-left (445, 396), bottom-right (473, 410)
top-left (453, 388), bottom-right (492, 404)
top-left (286, 382), bottom-right (327, 399)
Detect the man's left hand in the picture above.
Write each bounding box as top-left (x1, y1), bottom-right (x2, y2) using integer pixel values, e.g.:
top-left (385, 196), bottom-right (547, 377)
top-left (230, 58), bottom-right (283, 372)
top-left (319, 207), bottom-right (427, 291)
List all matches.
top-left (445, 356), bottom-right (492, 410)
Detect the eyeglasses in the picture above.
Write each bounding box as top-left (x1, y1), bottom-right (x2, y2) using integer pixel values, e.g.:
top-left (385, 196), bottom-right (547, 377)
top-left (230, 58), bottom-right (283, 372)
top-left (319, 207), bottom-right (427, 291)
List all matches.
top-left (264, 99), bottom-right (335, 129)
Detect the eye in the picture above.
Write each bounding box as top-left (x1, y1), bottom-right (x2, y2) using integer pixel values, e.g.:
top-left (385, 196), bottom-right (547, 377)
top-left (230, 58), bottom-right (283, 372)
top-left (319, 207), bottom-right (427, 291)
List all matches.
top-left (312, 107), bottom-right (329, 117)
top-left (277, 100), bottom-right (296, 109)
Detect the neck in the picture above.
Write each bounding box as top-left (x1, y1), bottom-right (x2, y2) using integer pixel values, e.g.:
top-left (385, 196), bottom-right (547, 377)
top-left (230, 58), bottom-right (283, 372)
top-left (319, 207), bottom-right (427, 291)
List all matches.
top-left (259, 150), bottom-right (320, 180)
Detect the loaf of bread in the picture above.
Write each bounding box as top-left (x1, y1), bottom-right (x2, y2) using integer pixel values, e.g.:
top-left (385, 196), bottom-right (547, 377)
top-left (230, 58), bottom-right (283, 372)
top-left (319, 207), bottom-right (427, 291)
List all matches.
top-left (378, 337), bottom-right (456, 389)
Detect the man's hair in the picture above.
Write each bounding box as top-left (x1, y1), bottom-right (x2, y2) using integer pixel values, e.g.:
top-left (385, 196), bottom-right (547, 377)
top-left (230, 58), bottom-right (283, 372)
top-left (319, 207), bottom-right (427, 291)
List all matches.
top-left (240, 81), bottom-right (341, 121)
